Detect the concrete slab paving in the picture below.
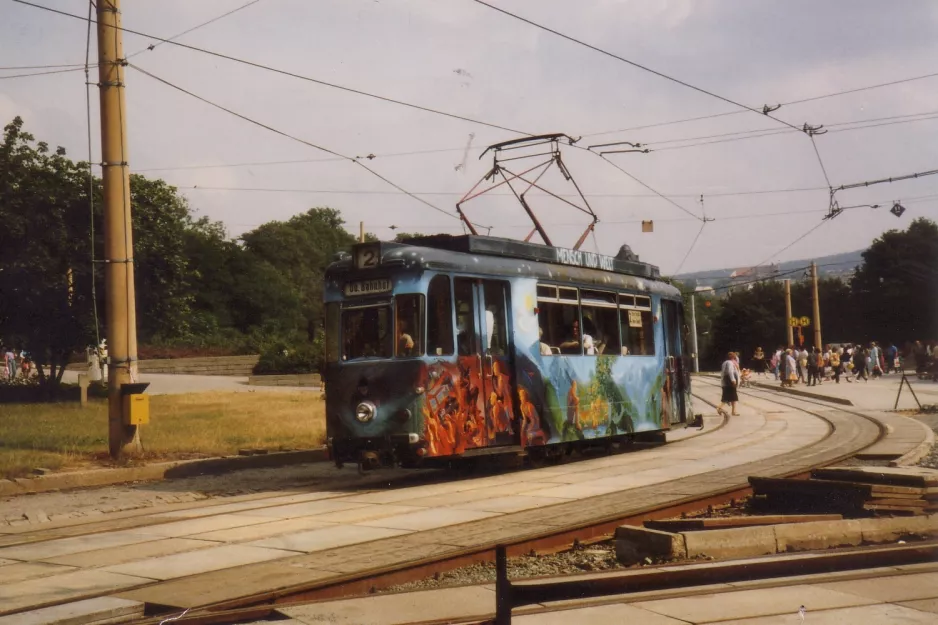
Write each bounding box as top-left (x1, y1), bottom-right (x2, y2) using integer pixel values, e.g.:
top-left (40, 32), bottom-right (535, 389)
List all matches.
top-left (115, 559), bottom-right (337, 609)
top-left (715, 603), bottom-right (938, 624)
top-left (519, 482), bottom-right (633, 499)
top-left (353, 507), bottom-right (501, 531)
top-left (101, 544), bottom-right (298, 580)
top-left (898, 599), bottom-right (938, 614)
top-left (818, 571), bottom-right (938, 603)
top-left (448, 494), bottom-right (573, 514)
top-left (0, 570), bottom-right (152, 615)
top-left (130, 514), bottom-right (276, 538)
top-left (0, 530), bottom-right (161, 562)
top-left (632, 584), bottom-right (879, 623)
top-left (230, 499), bottom-right (372, 519)
top-left (511, 603), bottom-right (696, 624)
top-left (0, 561), bottom-right (75, 584)
top-left (190, 518), bottom-right (336, 543)
top-left (299, 504), bottom-right (427, 524)
top-left (0, 596), bottom-right (143, 625)
top-left (279, 586), bottom-right (497, 625)
top-left (248, 525), bottom-right (411, 553)
top-left (40, 538), bottom-right (217, 568)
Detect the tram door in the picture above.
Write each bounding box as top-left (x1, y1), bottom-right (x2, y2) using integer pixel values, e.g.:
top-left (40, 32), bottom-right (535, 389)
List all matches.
top-left (454, 278), bottom-right (518, 448)
top-left (661, 300), bottom-right (687, 425)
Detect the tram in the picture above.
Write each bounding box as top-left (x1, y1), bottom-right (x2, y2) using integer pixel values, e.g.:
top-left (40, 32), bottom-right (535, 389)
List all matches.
top-left (323, 234), bottom-right (693, 470)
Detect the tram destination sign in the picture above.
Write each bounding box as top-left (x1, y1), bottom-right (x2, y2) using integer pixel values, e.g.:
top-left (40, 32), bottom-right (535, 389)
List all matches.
top-left (344, 278), bottom-right (392, 297)
top-left (554, 247), bottom-right (615, 271)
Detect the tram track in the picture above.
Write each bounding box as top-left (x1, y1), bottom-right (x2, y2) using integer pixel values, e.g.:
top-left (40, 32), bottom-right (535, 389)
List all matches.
top-left (109, 382), bottom-right (890, 625)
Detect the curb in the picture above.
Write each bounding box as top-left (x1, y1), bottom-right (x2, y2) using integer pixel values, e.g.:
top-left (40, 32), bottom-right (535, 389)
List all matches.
top-left (616, 515), bottom-right (938, 562)
top-left (891, 418), bottom-right (936, 467)
top-left (0, 448), bottom-right (329, 498)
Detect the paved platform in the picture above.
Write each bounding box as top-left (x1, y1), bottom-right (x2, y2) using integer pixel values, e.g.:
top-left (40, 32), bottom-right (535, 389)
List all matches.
top-left (277, 561), bottom-right (938, 624)
top-left (0, 383), bottom-right (895, 617)
top-left (700, 374), bottom-right (936, 463)
top-left (737, 371), bottom-right (938, 412)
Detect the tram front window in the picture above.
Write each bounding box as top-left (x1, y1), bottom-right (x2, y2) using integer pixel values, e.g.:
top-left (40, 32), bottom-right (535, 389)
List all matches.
top-left (342, 306), bottom-right (392, 360)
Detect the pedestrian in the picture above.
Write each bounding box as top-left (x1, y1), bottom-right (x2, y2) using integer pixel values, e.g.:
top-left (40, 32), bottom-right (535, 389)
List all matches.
top-left (830, 348), bottom-right (842, 383)
top-left (855, 347), bottom-right (870, 382)
top-left (752, 347), bottom-right (766, 377)
top-left (717, 352), bottom-right (740, 417)
top-left (806, 347), bottom-right (818, 386)
top-left (785, 349), bottom-right (798, 387)
top-left (870, 342), bottom-right (883, 378)
top-left (885, 342), bottom-right (898, 374)
top-left (772, 346), bottom-right (783, 380)
top-left (811, 347), bottom-right (824, 386)
top-left (796, 347), bottom-right (808, 384)
top-left (3, 346), bottom-right (15, 380)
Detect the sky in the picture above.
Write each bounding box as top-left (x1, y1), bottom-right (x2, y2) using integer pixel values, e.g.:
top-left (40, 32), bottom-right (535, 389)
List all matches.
top-left (2, 0), bottom-right (938, 274)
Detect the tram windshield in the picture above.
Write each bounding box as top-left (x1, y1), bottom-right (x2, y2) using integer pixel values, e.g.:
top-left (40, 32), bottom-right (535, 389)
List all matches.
top-left (342, 305), bottom-right (392, 360)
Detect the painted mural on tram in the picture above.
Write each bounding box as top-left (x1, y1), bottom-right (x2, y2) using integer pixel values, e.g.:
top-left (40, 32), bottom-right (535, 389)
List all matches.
top-left (323, 235), bottom-right (693, 470)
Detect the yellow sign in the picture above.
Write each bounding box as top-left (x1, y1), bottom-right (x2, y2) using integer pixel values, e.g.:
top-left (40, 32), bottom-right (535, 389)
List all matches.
top-left (800, 316), bottom-right (811, 327)
top-left (789, 316), bottom-right (812, 327)
top-left (789, 317), bottom-right (799, 327)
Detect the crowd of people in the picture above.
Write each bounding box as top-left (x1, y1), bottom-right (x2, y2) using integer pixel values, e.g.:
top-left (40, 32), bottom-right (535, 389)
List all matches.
top-left (742, 340), bottom-right (938, 386)
top-left (0, 346), bottom-right (32, 381)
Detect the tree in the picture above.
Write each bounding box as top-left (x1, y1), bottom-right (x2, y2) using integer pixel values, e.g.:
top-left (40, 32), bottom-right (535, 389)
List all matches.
top-left (0, 117), bottom-right (97, 390)
top-left (240, 208), bottom-right (356, 341)
top-left (708, 282), bottom-right (787, 368)
top-left (851, 218), bottom-right (938, 343)
top-left (127, 175), bottom-right (196, 343)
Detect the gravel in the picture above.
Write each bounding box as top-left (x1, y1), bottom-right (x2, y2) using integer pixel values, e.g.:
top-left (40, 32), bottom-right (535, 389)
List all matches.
top-left (382, 502), bottom-right (747, 593)
top-left (915, 408), bottom-right (938, 469)
top-left (383, 541), bottom-right (645, 593)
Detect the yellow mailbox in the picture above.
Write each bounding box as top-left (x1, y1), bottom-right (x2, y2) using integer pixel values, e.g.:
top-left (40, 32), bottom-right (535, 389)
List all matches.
top-left (121, 382), bottom-right (150, 425)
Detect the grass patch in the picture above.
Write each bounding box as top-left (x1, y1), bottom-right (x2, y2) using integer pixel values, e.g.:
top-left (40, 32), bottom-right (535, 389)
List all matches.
top-left (0, 392), bottom-right (325, 478)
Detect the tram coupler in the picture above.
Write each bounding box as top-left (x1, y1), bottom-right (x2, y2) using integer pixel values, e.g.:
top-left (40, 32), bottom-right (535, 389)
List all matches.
top-left (358, 450), bottom-right (381, 472)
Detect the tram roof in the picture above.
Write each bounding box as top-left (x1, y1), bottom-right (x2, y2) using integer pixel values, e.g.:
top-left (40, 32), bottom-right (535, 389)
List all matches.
top-left (329, 235), bottom-right (680, 297)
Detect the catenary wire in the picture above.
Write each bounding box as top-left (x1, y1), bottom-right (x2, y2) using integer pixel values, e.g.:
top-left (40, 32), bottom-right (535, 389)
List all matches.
top-left (3, 1), bottom-right (264, 82)
top-left (469, 0), bottom-right (803, 132)
top-left (125, 0), bottom-right (261, 58)
top-left (595, 153), bottom-right (704, 221)
top-left (583, 69), bottom-right (938, 138)
top-left (84, 0), bottom-right (101, 346)
top-left (128, 63), bottom-right (473, 225)
top-left (12, 0), bottom-right (529, 136)
top-left (673, 221), bottom-right (707, 275)
top-left (753, 220), bottom-right (829, 269)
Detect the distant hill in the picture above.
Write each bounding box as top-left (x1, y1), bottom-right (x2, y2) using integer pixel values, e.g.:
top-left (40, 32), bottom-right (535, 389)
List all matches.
top-left (676, 249), bottom-right (865, 289)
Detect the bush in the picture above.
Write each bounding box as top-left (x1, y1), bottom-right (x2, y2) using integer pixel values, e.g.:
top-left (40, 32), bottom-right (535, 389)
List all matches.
top-left (0, 376), bottom-right (107, 403)
top-left (253, 339), bottom-right (322, 375)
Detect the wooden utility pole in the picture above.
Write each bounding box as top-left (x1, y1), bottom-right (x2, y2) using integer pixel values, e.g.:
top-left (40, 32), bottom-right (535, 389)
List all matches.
top-left (811, 261), bottom-right (822, 349)
top-left (359, 221), bottom-right (365, 243)
top-left (98, 0), bottom-right (141, 458)
top-left (784, 279), bottom-right (793, 347)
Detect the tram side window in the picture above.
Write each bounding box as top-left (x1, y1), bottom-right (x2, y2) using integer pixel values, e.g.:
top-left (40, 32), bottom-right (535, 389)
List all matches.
top-left (619, 294), bottom-right (655, 356)
top-left (342, 305), bottom-right (392, 360)
top-left (537, 285), bottom-right (581, 355)
top-left (580, 290), bottom-right (620, 356)
top-left (395, 294), bottom-right (424, 357)
top-left (426, 275), bottom-right (454, 356)
top-left (454, 278), bottom-right (477, 356)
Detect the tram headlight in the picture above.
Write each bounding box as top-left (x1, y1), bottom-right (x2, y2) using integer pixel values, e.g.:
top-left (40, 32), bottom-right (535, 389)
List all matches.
top-left (355, 401), bottom-right (377, 423)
